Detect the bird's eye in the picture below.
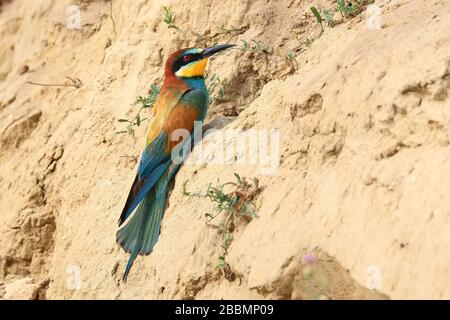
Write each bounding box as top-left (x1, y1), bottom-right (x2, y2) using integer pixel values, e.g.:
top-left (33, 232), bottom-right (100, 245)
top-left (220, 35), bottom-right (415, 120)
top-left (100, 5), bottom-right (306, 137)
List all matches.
top-left (183, 55), bottom-right (191, 62)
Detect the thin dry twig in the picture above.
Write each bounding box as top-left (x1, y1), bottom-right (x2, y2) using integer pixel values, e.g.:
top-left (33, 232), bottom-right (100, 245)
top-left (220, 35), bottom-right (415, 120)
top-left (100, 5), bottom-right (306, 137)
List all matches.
top-left (26, 76), bottom-right (83, 89)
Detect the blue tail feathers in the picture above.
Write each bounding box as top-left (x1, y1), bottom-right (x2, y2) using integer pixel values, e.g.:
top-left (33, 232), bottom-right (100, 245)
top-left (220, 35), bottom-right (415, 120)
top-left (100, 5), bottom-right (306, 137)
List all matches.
top-left (116, 172), bottom-right (169, 281)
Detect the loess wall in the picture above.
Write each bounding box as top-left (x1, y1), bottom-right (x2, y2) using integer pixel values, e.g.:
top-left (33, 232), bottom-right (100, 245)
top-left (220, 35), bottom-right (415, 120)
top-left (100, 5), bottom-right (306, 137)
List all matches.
top-left (0, 0), bottom-right (449, 299)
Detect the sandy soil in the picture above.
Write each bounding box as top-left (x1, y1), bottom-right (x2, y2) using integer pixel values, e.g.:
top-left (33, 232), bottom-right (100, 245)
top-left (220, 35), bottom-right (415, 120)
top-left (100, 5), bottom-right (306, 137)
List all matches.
top-left (0, 0), bottom-right (449, 299)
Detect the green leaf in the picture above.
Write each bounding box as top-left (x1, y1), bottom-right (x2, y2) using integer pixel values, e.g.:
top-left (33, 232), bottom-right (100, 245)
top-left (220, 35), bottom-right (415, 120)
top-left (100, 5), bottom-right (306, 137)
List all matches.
top-left (229, 195), bottom-right (238, 207)
top-left (323, 9), bottom-right (333, 24)
top-left (150, 83), bottom-right (160, 94)
top-left (136, 114), bottom-right (141, 126)
top-left (310, 6), bottom-right (323, 23)
top-left (310, 6), bottom-right (324, 33)
top-left (117, 118), bottom-right (129, 123)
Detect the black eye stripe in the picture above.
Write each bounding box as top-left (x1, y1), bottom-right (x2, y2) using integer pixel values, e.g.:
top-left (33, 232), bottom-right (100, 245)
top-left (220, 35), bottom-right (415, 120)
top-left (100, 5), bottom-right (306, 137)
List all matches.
top-left (172, 53), bottom-right (201, 73)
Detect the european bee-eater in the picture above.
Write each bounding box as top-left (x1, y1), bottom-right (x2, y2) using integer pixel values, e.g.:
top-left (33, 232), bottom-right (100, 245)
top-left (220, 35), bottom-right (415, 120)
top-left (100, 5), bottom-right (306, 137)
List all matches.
top-left (117, 44), bottom-right (235, 281)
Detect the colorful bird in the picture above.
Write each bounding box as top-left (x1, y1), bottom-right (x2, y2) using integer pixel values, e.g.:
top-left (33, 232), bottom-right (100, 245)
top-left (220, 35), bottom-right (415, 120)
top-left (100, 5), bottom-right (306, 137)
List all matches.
top-left (117, 44), bottom-right (235, 281)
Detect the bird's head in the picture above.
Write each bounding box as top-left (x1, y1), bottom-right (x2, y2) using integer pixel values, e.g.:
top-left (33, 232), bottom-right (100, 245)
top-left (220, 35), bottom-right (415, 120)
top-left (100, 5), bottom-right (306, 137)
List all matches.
top-left (165, 44), bottom-right (235, 80)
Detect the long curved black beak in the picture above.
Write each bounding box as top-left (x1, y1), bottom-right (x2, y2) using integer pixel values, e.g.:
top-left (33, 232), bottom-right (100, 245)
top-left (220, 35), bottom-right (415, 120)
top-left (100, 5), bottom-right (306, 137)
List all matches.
top-left (201, 44), bottom-right (235, 59)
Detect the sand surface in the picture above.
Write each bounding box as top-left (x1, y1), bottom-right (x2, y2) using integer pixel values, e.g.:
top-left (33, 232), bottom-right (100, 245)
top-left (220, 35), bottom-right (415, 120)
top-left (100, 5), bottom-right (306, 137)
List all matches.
top-left (0, 0), bottom-right (449, 299)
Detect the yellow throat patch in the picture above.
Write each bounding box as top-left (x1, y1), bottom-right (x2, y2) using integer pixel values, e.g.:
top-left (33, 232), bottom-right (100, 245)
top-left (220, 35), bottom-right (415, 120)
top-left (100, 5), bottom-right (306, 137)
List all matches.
top-left (176, 58), bottom-right (209, 78)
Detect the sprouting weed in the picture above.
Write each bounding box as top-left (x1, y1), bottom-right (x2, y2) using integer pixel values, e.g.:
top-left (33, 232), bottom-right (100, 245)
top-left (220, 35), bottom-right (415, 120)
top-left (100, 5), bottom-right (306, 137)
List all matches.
top-left (162, 6), bottom-right (179, 30)
top-left (309, 1), bottom-right (373, 37)
top-left (336, 0), bottom-right (374, 18)
top-left (286, 50), bottom-right (298, 70)
top-left (216, 256), bottom-right (229, 269)
top-left (239, 39), bottom-right (251, 51)
top-left (310, 6), bottom-right (325, 35)
top-left (323, 9), bottom-right (335, 27)
top-left (239, 39), bottom-right (269, 53)
top-left (337, 0), bottom-right (355, 17)
top-left (290, 36), bottom-right (317, 56)
top-left (216, 256), bottom-right (235, 281)
top-left (207, 73), bottom-right (226, 104)
top-left (183, 173), bottom-right (262, 281)
top-left (305, 37), bottom-right (315, 47)
top-left (133, 83), bottom-right (160, 108)
top-left (116, 84), bottom-right (160, 136)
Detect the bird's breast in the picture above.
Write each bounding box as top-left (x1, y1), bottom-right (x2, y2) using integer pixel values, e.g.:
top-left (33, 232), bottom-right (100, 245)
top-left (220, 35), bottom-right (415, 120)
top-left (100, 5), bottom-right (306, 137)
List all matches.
top-left (163, 105), bottom-right (201, 151)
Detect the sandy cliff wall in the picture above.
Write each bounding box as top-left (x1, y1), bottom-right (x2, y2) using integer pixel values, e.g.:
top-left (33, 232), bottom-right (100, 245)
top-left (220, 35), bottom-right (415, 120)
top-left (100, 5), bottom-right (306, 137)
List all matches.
top-left (0, 0), bottom-right (449, 299)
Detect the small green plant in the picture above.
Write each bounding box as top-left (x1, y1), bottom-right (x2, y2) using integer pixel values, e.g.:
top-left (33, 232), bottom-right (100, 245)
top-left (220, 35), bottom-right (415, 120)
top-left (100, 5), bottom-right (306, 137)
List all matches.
top-left (337, 0), bottom-right (356, 17)
top-left (182, 173), bottom-right (261, 280)
top-left (323, 9), bottom-right (335, 27)
top-left (310, 6), bottom-right (325, 34)
top-left (117, 83), bottom-right (160, 136)
top-left (309, 1), bottom-right (373, 36)
top-left (207, 74), bottom-right (226, 104)
top-left (162, 6), bottom-right (179, 30)
top-left (216, 256), bottom-right (230, 270)
top-left (336, 0), bottom-right (374, 18)
top-left (216, 255), bottom-right (235, 281)
top-left (286, 50), bottom-right (298, 70)
top-left (134, 84), bottom-right (160, 108)
top-left (239, 39), bottom-right (269, 53)
top-left (305, 37), bottom-right (315, 47)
